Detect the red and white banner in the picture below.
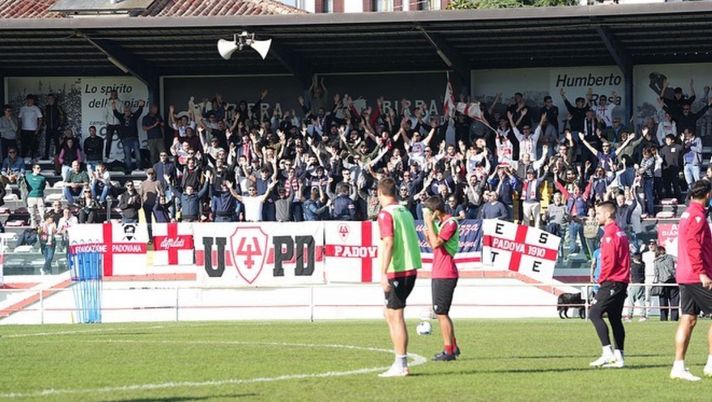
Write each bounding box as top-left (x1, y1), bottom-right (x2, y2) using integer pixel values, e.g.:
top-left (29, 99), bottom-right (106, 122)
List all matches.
top-left (193, 223), bottom-right (325, 286)
top-left (324, 220), bottom-right (485, 283)
top-left (152, 223), bottom-right (194, 266)
top-left (443, 78), bottom-right (456, 118)
top-left (657, 223), bottom-right (678, 253)
top-left (482, 220), bottom-right (560, 282)
top-left (659, 222), bottom-right (712, 258)
top-left (324, 221), bottom-right (381, 283)
top-left (68, 222), bottom-right (149, 276)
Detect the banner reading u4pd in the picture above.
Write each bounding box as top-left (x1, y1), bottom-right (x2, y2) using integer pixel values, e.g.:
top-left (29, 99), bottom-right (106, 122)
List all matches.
top-left (193, 222), bottom-right (325, 286)
top-left (482, 220), bottom-right (560, 282)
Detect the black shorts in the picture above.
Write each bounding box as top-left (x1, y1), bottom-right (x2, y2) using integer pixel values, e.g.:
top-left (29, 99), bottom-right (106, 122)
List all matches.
top-left (432, 278), bottom-right (458, 315)
top-left (590, 281), bottom-right (627, 316)
top-left (680, 284), bottom-right (712, 315)
top-left (384, 274), bottom-right (416, 310)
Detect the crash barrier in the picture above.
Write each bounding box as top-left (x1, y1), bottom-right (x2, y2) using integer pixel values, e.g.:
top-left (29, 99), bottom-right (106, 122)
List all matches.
top-left (0, 282), bottom-right (679, 325)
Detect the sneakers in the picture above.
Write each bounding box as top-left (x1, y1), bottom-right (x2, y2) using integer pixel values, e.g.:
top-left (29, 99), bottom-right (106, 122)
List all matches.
top-left (670, 368), bottom-right (701, 381)
top-left (623, 316), bottom-right (632, 323)
top-left (638, 317), bottom-right (648, 322)
top-left (378, 365), bottom-right (409, 378)
top-left (590, 355), bottom-right (616, 367)
top-left (602, 359), bottom-right (624, 368)
top-left (703, 366), bottom-right (712, 377)
top-left (432, 351), bottom-right (456, 361)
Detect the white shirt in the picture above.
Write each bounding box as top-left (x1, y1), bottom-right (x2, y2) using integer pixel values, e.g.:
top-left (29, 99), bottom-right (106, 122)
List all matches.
top-left (93, 170), bottom-right (111, 184)
top-left (105, 98), bottom-right (123, 126)
top-left (512, 126), bottom-right (542, 160)
top-left (595, 104), bottom-right (615, 128)
top-left (242, 196), bottom-right (263, 222)
top-left (58, 216), bottom-right (78, 234)
top-left (18, 105), bottom-right (42, 131)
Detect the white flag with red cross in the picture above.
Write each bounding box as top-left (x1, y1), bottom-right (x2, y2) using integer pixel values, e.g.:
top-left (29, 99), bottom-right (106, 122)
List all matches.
top-left (152, 222), bottom-right (194, 266)
top-left (481, 219), bottom-right (560, 282)
top-left (443, 77), bottom-right (456, 118)
top-left (68, 222), bottom-right (149, 276)
top-left (323, 221), bottom-right (381, 283)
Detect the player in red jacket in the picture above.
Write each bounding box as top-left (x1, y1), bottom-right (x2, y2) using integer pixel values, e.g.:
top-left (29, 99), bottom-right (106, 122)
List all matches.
top-left (671, 180), bottom-right (712, 381)
top-left (589, 201), bottom-right (630, 369)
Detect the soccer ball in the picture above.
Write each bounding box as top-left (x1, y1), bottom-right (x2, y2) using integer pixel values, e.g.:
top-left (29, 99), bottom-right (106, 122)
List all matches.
top-left (416, 321), bottom-right (432, 336)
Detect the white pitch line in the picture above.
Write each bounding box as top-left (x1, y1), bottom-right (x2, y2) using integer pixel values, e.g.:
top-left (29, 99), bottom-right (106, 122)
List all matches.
top-left (0, 340), bottom-right (427, 399)
top-left (0, 325), bottom-right (165, 338)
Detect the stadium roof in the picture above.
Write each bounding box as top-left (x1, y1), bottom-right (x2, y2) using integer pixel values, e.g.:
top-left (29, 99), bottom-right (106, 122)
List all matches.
top-left (0, 0), bottom-right (305, 18)
top-left (1, 2), bottom-right (712, 88)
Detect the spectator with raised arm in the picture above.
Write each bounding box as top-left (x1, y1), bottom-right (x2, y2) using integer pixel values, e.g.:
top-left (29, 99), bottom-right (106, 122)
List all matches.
top-left (509, 111), bottom-right (543, 161)
top-left (104, 90), bottom-right (123, 159)
top-left (681, 128), bottom-right (703, 187)
top-left (113, 99), bottom-right (144, 174)
top-left (663, 96), bottom-right (712, 134)
top-left (560, 88), bottom-right (590, 133)
top-left (165, 171), bottom-right (210, 223)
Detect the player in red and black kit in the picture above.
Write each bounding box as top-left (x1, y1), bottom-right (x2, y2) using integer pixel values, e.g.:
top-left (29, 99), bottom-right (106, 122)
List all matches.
top-left (422, 196), bottom-right (460, 361)
top-left (670, 180), bottom-right (712, 381)
top-left (588, 201), bottom-right (630, 368)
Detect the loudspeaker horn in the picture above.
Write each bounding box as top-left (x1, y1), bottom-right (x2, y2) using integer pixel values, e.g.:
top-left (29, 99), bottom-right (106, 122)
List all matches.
top-left (249, 39), bottom-right (272, 60)
top-left (217, 38), bottom-right (239, 60)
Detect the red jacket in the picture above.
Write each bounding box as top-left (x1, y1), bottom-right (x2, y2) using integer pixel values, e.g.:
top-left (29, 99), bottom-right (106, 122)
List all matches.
top-left (676, 202), bottom-right (712, 284)
top-left (599, 221), bottom-right (630, 283)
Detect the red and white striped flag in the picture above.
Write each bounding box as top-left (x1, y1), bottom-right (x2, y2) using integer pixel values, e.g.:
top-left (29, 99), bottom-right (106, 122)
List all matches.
top-left (455, 102), bottom-right (483, 120)
top-left (456, 101), bottom-right (496, 133)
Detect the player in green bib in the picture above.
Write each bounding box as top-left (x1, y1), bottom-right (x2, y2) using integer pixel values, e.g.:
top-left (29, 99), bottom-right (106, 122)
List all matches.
top-left (376, 177), bottom-right (421, 377)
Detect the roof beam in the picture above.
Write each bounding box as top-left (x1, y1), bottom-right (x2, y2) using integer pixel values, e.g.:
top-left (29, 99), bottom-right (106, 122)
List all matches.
top-left (595, 25), bottom-right (633, 123)
top-left (268, 41), bottom-right (313, 89)
top-left (81, 33), bottom-right (160, 104)
top-left (595, 26), bottom-right (632, 71)
top-left (416, 25), bottom-right (470, 94)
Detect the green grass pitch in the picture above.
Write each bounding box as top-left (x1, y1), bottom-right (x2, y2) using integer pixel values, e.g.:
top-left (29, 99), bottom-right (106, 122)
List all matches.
top-left (1, 319), bottom-right (710, 401)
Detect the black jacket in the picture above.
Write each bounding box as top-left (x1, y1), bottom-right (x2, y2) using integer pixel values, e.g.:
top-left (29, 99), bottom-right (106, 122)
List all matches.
top-left (118, 190), bottom-right (141, 219)
top-left (83, 136), bottom-right (105, 161)
top-left (113, 106), bottom-right (143, 140)
top-left (44, 104), bottom-right (65, 131)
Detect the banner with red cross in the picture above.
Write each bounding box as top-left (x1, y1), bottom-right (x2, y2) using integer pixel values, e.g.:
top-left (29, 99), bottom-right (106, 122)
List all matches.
top-left (152, 223), bottom-right (194, 266)
top-left (323, 221), bottom-right (381, 283)
top-left (324, 220), bottom-right (485, 283)
top-left (481, 219), bottom-right (560, 282)
top-left (68, 222), bottom-right (149, 276)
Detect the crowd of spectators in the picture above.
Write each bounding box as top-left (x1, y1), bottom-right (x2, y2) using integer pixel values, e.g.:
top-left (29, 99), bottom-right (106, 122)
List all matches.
top-left (2, 76), bottom-right (712, 264)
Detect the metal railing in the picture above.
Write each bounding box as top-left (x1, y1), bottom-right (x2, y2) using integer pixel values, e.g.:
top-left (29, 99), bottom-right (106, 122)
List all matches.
top-left (0, 282), bottom-right (682, 324)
